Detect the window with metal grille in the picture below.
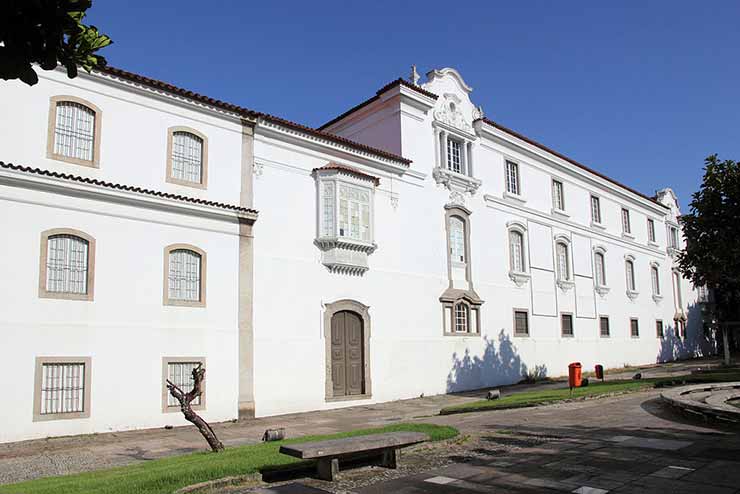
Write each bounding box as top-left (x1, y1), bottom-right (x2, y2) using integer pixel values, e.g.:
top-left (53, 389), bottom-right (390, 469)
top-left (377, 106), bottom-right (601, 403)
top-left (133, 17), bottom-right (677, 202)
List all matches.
top-left (46, 234), bottom-right (89, 294)
top-left (556, 242), bottom-right (570, 281)
top-left (446, 139), bottom-right (462, 174)
top-left (552, 180), bottom-right (565, 211)
top-left (40, 362), bottom-right (85, 415)
top-left (600, 316), bottom-right (610, 337)
top-left (622, 208), bottom-right (631, 234)
top-left (337, 183), bottom-right (371, 242)
top-left (171, 132), bottom-right (203, 184)
top-left (561, 314), bottom-right (573, 337)
top-left (167, 361), bottom-right (202, 407)
top-left (514, 310), bottom-right (529, 336)
top-left (651, 266), bottom-right (661, 295)
top-left (591, 196), bottom-right (602, 224)
top-left (449, 216), bottom-right (465, 263)
top-left (656, 320), bottom-right (664, 338)
top-left (454, 303), bottom-right (469, 333)
top-left (505, 161), bottom-right (520, 195)
top-left (625, 260), bottom-right (636, 291)
top-left (168, 249), bottom-right (201, 301)
top-left (648, 219), bottom-right (656, 242)
top-left (594, 252), bottom-right (606, 287)
top-left (54, 102), bottom-right (95, 161)
top-left (630, 318), bottom-right (640, 337)
top-left (509, 230), bottom-right (525, 272)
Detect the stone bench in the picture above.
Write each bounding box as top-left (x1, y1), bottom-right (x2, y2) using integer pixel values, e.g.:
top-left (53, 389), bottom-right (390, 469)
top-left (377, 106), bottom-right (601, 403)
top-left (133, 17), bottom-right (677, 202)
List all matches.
top-left (279, 431), bottom-right (429, 481)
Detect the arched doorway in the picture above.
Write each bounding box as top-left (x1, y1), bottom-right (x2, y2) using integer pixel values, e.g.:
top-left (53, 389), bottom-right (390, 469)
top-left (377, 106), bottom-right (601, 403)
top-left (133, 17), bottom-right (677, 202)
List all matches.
top-left (330, 310), bottom-right (365, 397)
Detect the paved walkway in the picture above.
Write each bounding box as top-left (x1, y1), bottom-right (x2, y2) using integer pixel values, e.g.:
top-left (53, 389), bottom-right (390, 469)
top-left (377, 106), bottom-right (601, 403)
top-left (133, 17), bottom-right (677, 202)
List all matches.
top-left (0, 357), bottom-right (724, 485)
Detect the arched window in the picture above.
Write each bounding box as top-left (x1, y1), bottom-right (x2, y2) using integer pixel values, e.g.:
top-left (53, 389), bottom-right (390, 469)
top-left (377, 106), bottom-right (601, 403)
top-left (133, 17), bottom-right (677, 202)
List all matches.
top-left (454, 302), bottom-right (469, 333)
top-left (625, 259), bottom-right (636, 292)
top-left (509, 230), bottom-right (525, 272)
top-left (168, 127), bottom-right (208, 187)
top-left (594, 251), bottom-right (606, 287)
top-left (48, 96), bottom-right (101, 166)
top-left (651, 265), bottom-right (661, 296)
top-left (39, 229), bottom-right (95, 301)
top-left (449, 216), bottom-right (466, 263)
top-left (556, 242), bottom-right (570, 281)
top-left (164, 245), bottom-right (206, 307)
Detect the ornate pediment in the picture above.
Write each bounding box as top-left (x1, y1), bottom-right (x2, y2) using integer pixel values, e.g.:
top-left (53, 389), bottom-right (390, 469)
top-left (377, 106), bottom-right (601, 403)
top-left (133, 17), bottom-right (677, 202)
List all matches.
top-left (434, 93), bottom-right (473, 133)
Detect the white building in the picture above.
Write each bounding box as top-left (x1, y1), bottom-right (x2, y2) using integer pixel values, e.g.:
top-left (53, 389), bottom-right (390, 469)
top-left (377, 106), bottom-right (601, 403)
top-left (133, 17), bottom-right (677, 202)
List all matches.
top-left (0, 65), bottom-right (714, 443)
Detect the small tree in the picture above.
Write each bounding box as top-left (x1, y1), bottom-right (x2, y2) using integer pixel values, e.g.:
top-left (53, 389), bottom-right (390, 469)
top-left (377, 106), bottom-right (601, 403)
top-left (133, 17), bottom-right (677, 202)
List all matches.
top-left (166, 364), bottom-right (224, 452)
top-left (0, 0), bottom-right (112, 86)
top-left (678, 154), bottom-right (740, 364)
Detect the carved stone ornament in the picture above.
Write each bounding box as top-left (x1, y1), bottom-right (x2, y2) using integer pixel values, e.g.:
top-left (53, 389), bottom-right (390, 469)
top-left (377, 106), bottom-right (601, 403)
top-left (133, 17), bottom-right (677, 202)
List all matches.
top-left (557, 279), bottom-right (575, 292)
top-left (626, 289), bottom-right (640, 301)
top-left (433, 167), bottom-right (481, 196)
top-left (472, 105), bottom-right (485, 120)
top-left (253, 162), bottom-right (264, 179)
top-left (509, 271), bottom-right (531, 287)
top-left (448, 190), bottom-right (465, 207)
top-left (433, 94), bottom-right (473, 133)
top-left (595, 285), bottom-right (611, 297)
top-left (390, 195), bottom-right (399, 211)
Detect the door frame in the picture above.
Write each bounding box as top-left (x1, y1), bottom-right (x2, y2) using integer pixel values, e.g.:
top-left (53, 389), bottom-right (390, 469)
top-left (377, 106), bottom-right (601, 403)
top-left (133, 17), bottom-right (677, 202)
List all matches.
top-left (323, 299), bottom-right (372, 402)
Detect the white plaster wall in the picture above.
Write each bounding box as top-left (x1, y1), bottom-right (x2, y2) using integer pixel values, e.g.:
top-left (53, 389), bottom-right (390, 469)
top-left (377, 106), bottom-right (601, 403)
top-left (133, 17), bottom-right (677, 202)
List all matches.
top-left (0, 184), bottom-right (240, 443)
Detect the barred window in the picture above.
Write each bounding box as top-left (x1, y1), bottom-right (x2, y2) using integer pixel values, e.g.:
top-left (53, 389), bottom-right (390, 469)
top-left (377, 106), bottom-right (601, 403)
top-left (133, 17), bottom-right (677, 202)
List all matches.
top-left (505, 160), bottom-right (520, 195)
top-left (40, 362), bottom-right (86, 415)
top-left (54, 101), bottom-right (96, 162)
top-left (556, 242), bottom-right (570, 281)
top-left (168, 249), bottom-right (202, 302)
top-left (171, 131), bottom-right (204, 184)
top-left (594, 252), bottom-right (606, 287)
top-left (509, 230), bottom-right (525, 272)
top-left (591, 195), bottom-right (602, 224)
top-left (167, 361), bottom-right (202, 407)
top-left (561, 314), bottom-right (574, 337)
top-left (454, 303), bottom-right (469, 333)
top-left (552, 179), bottom-right (565, 211)
top-left (600, 316), bottom-right (610, 337)
top-left (449, 216), bottom-right (466, 263)
top-left (630, 318), bottom-right (640, 337)
top-left (625, 259), bottom-right (636, 292)
top-left (447, 138), bottom-right (463, 174)
top-left (46, 234), bottom-right (89, 295)
top-left (514, 310), bottom-right (529, 336)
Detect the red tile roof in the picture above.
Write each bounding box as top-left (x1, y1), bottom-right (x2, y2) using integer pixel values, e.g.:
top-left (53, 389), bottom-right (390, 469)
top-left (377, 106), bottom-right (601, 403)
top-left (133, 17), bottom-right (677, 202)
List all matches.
top-left (312, 163), bottom-right (380, 186)
top-left (0, 161), bottom-right (258, 215)
top-left (98, 66), bottom-right (411, 165)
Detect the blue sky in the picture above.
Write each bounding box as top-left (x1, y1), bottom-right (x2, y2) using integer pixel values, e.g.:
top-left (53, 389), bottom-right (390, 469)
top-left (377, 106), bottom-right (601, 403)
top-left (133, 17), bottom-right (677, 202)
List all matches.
top-left (87, 1), bottom-right (739, 210)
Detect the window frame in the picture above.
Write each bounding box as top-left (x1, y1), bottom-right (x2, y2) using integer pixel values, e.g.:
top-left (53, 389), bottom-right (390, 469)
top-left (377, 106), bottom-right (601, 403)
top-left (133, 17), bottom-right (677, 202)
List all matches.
top-left (647, 218), bottom-right (656, 244)
top-left (446, 137), bottom-right (464, 174)
top-left (561, 312), bottom-right (574, 338)
top-left (33, 356), bottom-right (92, 422)
top-left (599, 315), bottom-right (610, 338)
top-left (624, 255), bottom-right (638, 296)
top-left (630, 318), bottom-right (640, 338)
top-left (163, 244), bottom-right (207, 307)
top-left (513, 309), bottom-right (530, 337)
top-left (593, 246), bottom-right (608, 290)
top-left (38, 228), bottom-right (96, 301)
top-left (504, 160), bottom-right (522, 197)
top-left (166, 126), bottom-right (209, 189)
top-left (621, 208), bottom-right (632, 236)
top-left (554, 236), bottom-right (574, 287)
top-left (47, 95), bottom-right (102, 168)
top-left (650, 262), bottom-right (662, 299)
top-left (316, 172), bottom-right (376, 246)
top-left (161, 356), bottom-right (206, 413)
top-left (444, 205), bottom-right (473, 286)
top-left (507, 221), bottom-right (530, 286)
top-left (590, 195), bottom-right (603, 226)
top-left (551, 178), bottom-right (566, 213)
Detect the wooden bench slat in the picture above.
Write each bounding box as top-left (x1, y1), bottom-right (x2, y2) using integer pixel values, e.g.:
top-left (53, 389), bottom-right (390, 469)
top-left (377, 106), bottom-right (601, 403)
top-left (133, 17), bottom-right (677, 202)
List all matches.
top-left (279, 431), bottom-right (428, 459)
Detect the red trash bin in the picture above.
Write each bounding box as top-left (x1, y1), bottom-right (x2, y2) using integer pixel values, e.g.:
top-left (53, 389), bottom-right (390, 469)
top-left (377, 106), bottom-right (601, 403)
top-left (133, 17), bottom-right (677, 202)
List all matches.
top-left (594, 364), bottom-right (604, 381)
top-left (568, 362), bottom-right (582, 388)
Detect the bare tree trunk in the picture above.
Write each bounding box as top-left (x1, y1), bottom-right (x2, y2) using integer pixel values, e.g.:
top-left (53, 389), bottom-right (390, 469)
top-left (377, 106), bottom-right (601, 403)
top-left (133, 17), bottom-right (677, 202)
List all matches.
top-left (166, 364), bottom-right (224, 452)
top-left (722, 326), bottom-right (732, 366)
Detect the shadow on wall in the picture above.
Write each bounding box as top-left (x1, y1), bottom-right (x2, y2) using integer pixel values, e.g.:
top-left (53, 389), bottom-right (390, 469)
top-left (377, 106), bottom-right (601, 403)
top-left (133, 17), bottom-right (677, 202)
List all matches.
top-left (656, 302), bottom-right (718, 363)
top-left (446, 329), bottom-right (547, 393)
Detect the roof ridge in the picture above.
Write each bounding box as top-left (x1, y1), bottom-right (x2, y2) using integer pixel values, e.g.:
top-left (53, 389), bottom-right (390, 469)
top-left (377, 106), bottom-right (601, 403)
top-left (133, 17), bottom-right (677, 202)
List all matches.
top-left (0, 161), bottom-right (258, 215)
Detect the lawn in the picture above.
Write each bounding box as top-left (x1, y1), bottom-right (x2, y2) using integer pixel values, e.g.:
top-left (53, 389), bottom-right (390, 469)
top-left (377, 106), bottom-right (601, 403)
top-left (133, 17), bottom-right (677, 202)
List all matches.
top-left (0, 423), bottom-right (457, 494)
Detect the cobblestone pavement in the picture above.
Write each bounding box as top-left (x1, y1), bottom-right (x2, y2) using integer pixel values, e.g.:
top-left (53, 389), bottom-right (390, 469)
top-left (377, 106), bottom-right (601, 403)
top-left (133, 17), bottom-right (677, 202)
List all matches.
top-left (0, 357), bottom-right (725, 486)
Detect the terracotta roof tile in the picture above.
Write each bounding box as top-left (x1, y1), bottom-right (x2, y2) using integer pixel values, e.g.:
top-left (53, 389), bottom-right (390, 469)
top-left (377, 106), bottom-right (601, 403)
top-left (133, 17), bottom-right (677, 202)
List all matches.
top-left (313, 163), bottom-right (381, 186)
top-left (0, 161), bottom-right (258, 215)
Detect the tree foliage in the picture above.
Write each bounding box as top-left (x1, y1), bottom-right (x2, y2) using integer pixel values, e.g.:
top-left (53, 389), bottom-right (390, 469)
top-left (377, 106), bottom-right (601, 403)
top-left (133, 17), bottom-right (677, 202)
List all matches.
top-left (0, 0), bottom-right (112, 86)
top-left (678, 154), bottom-right (740, 323)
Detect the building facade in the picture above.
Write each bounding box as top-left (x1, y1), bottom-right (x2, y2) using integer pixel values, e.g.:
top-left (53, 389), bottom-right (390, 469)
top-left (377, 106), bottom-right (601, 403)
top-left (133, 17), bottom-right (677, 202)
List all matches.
top-left (0, 65), bottom-right (714, 443)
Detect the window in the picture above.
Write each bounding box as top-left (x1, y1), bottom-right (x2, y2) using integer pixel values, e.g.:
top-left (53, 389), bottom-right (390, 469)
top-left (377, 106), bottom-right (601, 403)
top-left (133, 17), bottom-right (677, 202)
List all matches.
top-left (39, 229), bottom-right (95, 301)
top-left (509, 230), bottom-right (525, 272)
top-left (449, 216), bottom-right (466, 263)
top-left (561, 313), bottom-right (574, 337)
top-left (167, 128), bottom-right (207, 188)
top-left (552, 179), bottom-right (565, 211)
top-left (320, 180), bottom-right (372, 242)
top-left (647, 219), bottom-right (656, 243)
top-left (594, 251), bottom-right (607, 287)
top-left (514, 310), bottom-right (529, 336)
top-left (505, 160), bottom-right (520, 195)
top-left (162, 357), bottom-right (205, 412)
top-left (651, 265), bottom-right (661, 296)
top-left (625, 259), bottom-right (636, 292)
top-left (164, 245), bottom-right (206, 307)
top-left (672, 271), bottom-right (683, 309)
top-left (48, 96), bottom-right (101, 167)
top-left (621, 208), bottom-right (632, 234)
top-left (591, 195), bottom-right (602, 224)
top-left (33, 357), bottom-right (91, 421)
top-left (447, 138), bottom-right (463, 174)
top-left (698, 286), bottom-right (710, 303)
top-left (599, 316), bottom-right (610, 337)
top-left (556, 242), bottom-right (570, 281)
top-left (630, 318), bottom-right (640, 338)
top-left (669, 226), bottom-right (679, 249)
top-left (454, 302), bottom-right (469, 333)
top-left (656, 320), bottom-right (664, 338)
top-left (679, 320), bottom-right (687, 338)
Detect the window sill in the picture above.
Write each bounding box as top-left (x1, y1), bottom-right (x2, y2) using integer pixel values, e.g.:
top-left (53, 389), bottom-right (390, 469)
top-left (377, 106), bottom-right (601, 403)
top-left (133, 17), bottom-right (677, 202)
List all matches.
top-left (503, 191), bottom-right (527, 204)
top-left (509, 271), bottom-right (531, 287)
top-left (600, 334), bottom-right (610, 338)
top-left (39, 290), bottom-right (94, 302)
top-left (432, 167), bottom-right (481, 194)
top-left (164, 404), bottom-right (205, 414)
top-left (444, 331), bottom-right (481, 337)
top-left (561, 334), bottom-right (575, 338)
top-left (595, 285), bottom-right (611, 297)
top-left (33, 410), bottom-right (91, 422)
top-left (164, 299), bottom-right (206, 308)
top-left (325, 393), bottom-right (372, 403)
top-left (626, 289), bottom-right (640, 301)
top-left (648, 241), bottom-right (660, 249)
top-left (513, 332), bottom-right (530, 338)
top-left (621, 232), bottom-right (635, 240)
top-left (590, 222), bottom-right (606, 230)
top-left (551, 208), bottom-right (569, 219)
top-left (49, 152), bottom-right (99, 169)
top-left (557, 279), bottom-right (575, 291)
top-left (652, 294), bottom-right (664, 303)
top-left (166, 176), bottom-right (207, 190)
top-left (667, 247), bottom-right (680, 258)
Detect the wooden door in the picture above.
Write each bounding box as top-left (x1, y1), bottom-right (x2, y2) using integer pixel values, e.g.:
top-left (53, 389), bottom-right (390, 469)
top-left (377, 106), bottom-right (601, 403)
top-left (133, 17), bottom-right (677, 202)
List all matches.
top-left (330, 311), bottom-right (364, 397)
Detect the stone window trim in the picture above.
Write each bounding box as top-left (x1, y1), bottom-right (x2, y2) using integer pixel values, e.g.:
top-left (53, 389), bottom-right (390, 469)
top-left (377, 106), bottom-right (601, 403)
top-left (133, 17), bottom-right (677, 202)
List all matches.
top-left (507, 221), bottom-right (530, 287)
top-left (592, 245), bottom-right (610, 296)
top-left (621, 207), bottom-right (635, 239)
top-left (590, 194), bottom-right (604, 228)
top-left (33, 356), bottom-right (92, 422)
top-left (163, 243), bottom-right (207, 307)
top-left (560, 312), bottom-right (574, 338)
top-left (599, 315), bottom-right (610, 338)
top-left (650, 261), bottom-right (663, 302)
top-left (38, 228), bottom-right (96, 301)
top-left (323, 299), bottom-right (372, 402)
top-left (444, 205), bottom-right (474, 289)
top-left (440, 288), bottom-right (483, 337)
top-left (624, 254), bottom-right (639, 300)
top-left (47, 95), bottom-right (102, 168)
top-left (554, 234), bottom-right (574, 291)
top-left (502, 157), bottom-right (525, 203)
top-left (550, 177), bottom-right (568, 218)
top-left (165, 126), bottom-right (209, 189)
top-left (513, 308), bottom-right (530, 337)
top-left (161, 356), bottom-right (206, 413)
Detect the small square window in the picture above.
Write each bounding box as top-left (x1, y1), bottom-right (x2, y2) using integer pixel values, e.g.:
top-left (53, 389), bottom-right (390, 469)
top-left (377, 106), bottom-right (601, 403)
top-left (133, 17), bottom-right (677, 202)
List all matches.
top-left (599, 316), bottom-right (610, 337)
top-left (630, 318), bottom-right (640, 338)
top-left (561, 314), bottom-right (574, 337)
top-left (514, 310), bottom-right (529, 336)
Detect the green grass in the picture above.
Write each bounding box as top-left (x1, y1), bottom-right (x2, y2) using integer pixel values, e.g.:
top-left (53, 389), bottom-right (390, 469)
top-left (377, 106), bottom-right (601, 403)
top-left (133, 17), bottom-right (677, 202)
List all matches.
top-left (441, 369), bottom-right (740, 415)
top-left (0, 423), bottom-right (457, 494)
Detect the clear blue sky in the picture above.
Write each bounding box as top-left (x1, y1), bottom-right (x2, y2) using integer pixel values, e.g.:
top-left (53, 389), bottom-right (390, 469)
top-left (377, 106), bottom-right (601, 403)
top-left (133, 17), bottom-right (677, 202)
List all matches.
top-left (87, 1), bottom-right (739, 210)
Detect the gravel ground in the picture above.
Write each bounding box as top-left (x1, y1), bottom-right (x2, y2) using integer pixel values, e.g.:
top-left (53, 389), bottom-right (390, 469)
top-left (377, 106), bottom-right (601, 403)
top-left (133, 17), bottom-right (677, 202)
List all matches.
top-left (0, 450), bottom-right (135, 485)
